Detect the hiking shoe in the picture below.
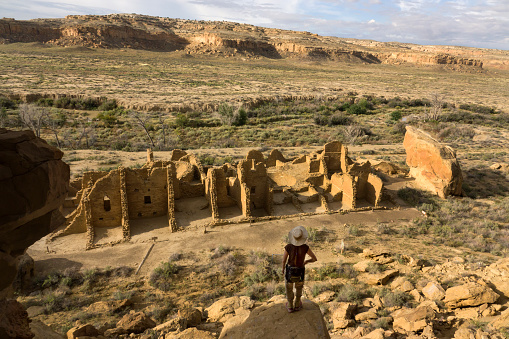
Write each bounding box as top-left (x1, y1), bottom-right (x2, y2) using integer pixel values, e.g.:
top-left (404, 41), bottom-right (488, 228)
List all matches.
top-left (294, 301), bottom-right (303, 311)
top-left (286, 303), bottom-right (294, 313)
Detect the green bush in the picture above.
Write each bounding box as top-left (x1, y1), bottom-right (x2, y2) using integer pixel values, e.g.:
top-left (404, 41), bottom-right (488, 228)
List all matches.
top-left (347, 104), bottom-right (367, 115)
top-left (390, 110), bottom-right (402, 121)
top-left (149, 261), bottom-right (179, 291)
top-left (0, 96), bottom-right (16, 109)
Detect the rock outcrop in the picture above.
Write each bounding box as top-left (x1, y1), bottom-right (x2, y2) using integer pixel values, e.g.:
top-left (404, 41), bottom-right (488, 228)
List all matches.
top-left (0, 129), bottom-right (69, 298)
top-left (0, 14), bottom-right (485, 69)
top-left (0, 129), bottom-right (69, 339)
top-left (403, 126), bottom-right (463, 198)
top-left (218, 298), bottom-right (330, 339)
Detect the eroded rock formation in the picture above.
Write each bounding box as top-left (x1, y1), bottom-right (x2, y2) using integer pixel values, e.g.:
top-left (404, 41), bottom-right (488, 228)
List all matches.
top-left (0, 128), bottom-right (69, 338)
top-left (403, 126), bottom-right (463, 198)
top-left (0, 14), bottom-right (484, 69)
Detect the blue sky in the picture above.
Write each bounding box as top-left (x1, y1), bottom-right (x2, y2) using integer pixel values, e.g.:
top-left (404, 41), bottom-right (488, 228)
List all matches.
top-left (1, 0), bottom-right (508, 50)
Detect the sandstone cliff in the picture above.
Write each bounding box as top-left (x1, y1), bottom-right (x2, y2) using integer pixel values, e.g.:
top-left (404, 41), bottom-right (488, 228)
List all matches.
top-left (0, 14), bottom-right (487, 68)
top-left (0, 129), bottom-right (70, 298)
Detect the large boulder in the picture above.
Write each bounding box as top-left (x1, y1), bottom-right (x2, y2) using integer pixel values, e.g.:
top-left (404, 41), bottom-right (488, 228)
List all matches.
top-left (0, 129), bottom-right (69, 298)
top-left (0, 299), bottom-right (33, 339)
top-left (331, 302), bottom-right (356, 329)
top-left (219, 299), bottom-right (330, 339)
top-left (116, 311), bottom-right (156, 334)
top-left (403, 126), bottom-right (462, 198)
top-left (205, 296), bottom-right (255, 323)
top-left (392, 305), bottom-right (436, 334)
top-left (0, 129), bottom-right (69, 339)
top-left (443, 281), bottom-right (500, 309)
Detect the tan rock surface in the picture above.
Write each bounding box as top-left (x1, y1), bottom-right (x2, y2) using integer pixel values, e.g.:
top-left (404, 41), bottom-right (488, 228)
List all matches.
top-left (422, 281), bottom-right (446, 301)
top-left (165, 327), bottom-right (216, 339)
top-left (332, 302), bottom-right (357, 329)
top-left (392, 305), bottom-right (436, 334)
top-left (403, 126), bottom-right (463, 198)
top-left (205, 296), bottom-right (255, 323)
top-left (219, 299), bottom-right (330, 339)
top-left (116, 311), bottom-right (156, 334)
top-left (443, 281), bottom-right (500, 309)
top-left (0, 129), bottom-right (69, 298)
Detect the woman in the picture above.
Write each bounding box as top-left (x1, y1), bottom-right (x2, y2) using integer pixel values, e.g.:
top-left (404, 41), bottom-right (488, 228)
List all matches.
top-left (282, 225), bottom-right (317, 313)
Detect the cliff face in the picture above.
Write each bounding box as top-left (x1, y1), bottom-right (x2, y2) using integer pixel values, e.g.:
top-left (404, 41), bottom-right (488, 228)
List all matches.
top-left (0, 14), bottom-right (487, 69)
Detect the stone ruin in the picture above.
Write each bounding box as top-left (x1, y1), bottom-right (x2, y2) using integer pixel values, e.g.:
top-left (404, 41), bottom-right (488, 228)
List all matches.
top-left (51, 141), bottom-right (385, 249)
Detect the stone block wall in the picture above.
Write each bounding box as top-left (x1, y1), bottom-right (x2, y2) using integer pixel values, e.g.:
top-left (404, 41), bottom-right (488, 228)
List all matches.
top-left (88, 170), bottom-right (122, 228)
top-left (125, 167), bottom-right (168, 219)
top-left (342, 174), bottom-right (357, 209)
top-left (366, 173), bottom-right (383, 207)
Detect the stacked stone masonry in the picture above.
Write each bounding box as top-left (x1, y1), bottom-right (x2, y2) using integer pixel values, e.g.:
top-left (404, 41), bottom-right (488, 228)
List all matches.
top-left (52, 141), bottom-right (385, 248)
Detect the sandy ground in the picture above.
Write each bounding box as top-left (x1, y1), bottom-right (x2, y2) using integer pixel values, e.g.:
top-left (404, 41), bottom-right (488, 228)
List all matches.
top-left (28, 205), bottom-right (422, 277)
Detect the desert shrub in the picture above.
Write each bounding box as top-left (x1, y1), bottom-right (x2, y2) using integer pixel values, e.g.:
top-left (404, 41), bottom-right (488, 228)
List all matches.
top-left (98, 99), bottom-right (118, 111)
top-left (348, 224), bottom-right (361, 236)
top-left (347, 103), bottom-right (367, 115)
top-left (218, 252), bottom-right (242, 277)
top-left (336, 284), bottom-right (366, 302)
top-left (397, 187), bottom-right (435, 207)
top-left (438, 125), bottom-right (475, 141)
top-left (390, 110), bottom-right (402, 121)
top-left (36, 98), bottom-right (54, 107)
top-left (459, 103), bottom-right (495, 114)
top-left (376, 222), bottom-right (392, 235)
top-left (149, 261), bottom-right (179, 291)
top-left (0, 96), bottom-right (16, 109)
top-left (210, 245), bottom-right (231, 259)
top-left (112, 290), bottom-right (135, 300)
top-left (97, 111), bottom-right (118, 126)
top-left (244, 283), bottom-right (266, 300)
top-left (379, 288), bottom-right (413, 307)
top-left (366, 262), bottom-right (386, 274)
top-left (330, 113), bottom-right (352, 126)
top-left (149, 303), bottom-right (175, 323)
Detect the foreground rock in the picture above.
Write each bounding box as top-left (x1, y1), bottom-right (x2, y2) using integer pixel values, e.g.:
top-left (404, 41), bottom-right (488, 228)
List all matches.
top-left (219, 299), bottom-right (330, 339)
top-left (443, 281), bottom-right (500, 308)
top-left (0, 129), bottom-right (69, 338)
top-left (403, 126), bottom-right (463, 198)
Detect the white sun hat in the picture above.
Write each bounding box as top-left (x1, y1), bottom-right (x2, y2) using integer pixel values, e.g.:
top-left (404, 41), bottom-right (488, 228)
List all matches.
top-left (288, 226), bottom-right (309, 246)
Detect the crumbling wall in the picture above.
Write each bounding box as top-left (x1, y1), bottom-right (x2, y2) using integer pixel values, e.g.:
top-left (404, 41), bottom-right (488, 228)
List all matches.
top-left (208, 168), bottom-right (236, 208)
top-left (82, 171), bottom-right (109, 190)
top-left (266, 149), bottom-right (286, 167)
top-left (264, 181), bottom-right (274, 215)
top-left (206, 169), bottom-right (220, 220)
top-left (330, 173), bottom-right (343, 201)
top-left (322, 141), bottom-right (342, 171)
top-left (166, 163), bottom-right (178, 232)
top-left (246, 150), bottom-right (265, 165)
top-left (349, 162), bottom-right (371, 199)
top-left (88, 170), bottom-right (122, 228)
top-left (342, 174), bottom-right (357, 209)
top-left (125, 167), bottom-right (167, 219)
top-left (366, 173), bottom-right (383, 207)
top-left (119, 167), bottom-right (130, 239)
top-left (340, 144), bottom-right (353, 173)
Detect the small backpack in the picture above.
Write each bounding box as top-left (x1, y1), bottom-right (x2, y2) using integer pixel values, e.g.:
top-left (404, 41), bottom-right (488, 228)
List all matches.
top-left (286, 265), bottom-right (304, 283)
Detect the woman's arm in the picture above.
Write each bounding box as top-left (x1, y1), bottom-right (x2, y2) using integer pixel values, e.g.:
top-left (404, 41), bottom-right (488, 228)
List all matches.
top-left (282, 249), bottom-right (288, 275)
top-left (304, 248), bottom-right (317, 265)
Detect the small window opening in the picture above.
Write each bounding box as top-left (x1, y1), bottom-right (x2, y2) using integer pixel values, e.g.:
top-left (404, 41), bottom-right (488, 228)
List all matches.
top-left (251, 187), bottom-right (256, 194)
top-left (153, 211), bottom-right (157, 215)
top-left (103, 196), bottom-right (111, 211)
top-left (134, 188), bottom-right (139, 192)
top-left (99, 217), bottom-right (103, 221)
top-left (144, 196), bottom-right (152, 204)
top-left (138, 212), bottom-right (142, 217)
